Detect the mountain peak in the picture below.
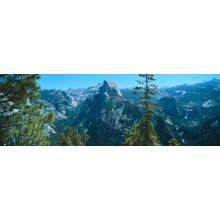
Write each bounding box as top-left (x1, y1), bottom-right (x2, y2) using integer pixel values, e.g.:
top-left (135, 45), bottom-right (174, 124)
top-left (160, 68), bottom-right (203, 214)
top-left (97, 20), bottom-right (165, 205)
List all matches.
top-left (99, 80), bottom-right (123, 97)
top-left (211, 78), bottom-right (220, 82)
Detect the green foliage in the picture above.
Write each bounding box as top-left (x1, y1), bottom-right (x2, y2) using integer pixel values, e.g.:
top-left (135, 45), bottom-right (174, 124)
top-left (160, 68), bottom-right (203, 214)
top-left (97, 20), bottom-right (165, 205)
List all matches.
top-left (0, 74), bottom-right (54, 146)
top-left (168, 138), bottom-right (179, 146)
top-left (124, 115), bottom-right (160, 146)
top-left (124, 74), bottom-right (160, 146)
top-left (59, 126), bottom-right (88, 146)
top-left (133, 74), bottom-right (158, 113)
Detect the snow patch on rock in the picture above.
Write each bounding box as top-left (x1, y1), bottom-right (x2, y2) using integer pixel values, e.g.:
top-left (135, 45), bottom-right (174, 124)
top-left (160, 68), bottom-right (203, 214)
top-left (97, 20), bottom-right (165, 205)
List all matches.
top-left (44, 124), bottom-right (56, 137)
top-left (175, 90), bottom-right (187, 95)
top-left (202, 99), bottom-right (218, 108)
top-left (56, 111), bottom-right (67, 120)
top-left (211, 120), bottom-right (219, 127)
top-left (165, 118), bottom-right (173, 125)
top-left (69, 96), bottom-right (78, 107)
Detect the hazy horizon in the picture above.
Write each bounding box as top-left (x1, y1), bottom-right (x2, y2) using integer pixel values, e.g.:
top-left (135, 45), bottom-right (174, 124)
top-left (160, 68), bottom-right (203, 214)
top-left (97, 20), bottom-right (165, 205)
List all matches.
top-left (38, 74), bottom-right (220, 90)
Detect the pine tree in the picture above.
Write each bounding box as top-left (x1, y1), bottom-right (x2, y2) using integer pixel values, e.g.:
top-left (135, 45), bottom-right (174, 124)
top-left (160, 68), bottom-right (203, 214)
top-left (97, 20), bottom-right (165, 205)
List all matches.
top-left (124, 74), bottom-right (160, 146)
top-left (59, 126), bottom-right (88, 146)
top-left (0, 74), bottom-right (54, 146)
top-left (168, 138), bottom-right (179, 146)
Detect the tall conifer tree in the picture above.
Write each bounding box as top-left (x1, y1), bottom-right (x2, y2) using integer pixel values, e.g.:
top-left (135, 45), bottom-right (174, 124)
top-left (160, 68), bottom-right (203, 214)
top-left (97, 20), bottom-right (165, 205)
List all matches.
top-left (124, 74), bottom-right (160, 146)
top-left (59, 126), bottom-right (88, 146)
top-left (0, 74), bottom-right (54, 146)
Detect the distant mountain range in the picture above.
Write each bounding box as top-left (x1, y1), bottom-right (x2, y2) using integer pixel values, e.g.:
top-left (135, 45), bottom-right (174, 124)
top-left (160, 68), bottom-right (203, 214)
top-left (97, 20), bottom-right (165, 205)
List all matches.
top-left (40, 78), bottom-right (220, 146)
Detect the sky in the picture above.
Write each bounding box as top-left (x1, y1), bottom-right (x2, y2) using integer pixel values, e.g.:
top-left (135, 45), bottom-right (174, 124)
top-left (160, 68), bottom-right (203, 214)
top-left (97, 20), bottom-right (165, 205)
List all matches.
top-left (38, 74), bottom-right (220, 90)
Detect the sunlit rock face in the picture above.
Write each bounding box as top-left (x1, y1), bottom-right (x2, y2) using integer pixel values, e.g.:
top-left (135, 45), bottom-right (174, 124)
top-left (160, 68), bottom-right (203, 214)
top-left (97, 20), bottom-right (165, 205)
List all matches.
top-left (74, 80), bottom-right (141, 145)
top-left (99, 80), bottom-right (123, 97)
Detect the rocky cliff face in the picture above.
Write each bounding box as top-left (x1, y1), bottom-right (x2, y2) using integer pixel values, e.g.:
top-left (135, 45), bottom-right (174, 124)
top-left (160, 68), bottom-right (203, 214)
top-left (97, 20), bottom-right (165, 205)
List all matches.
top-left (99, 80), bottom-right (123, 97)
top-left (159, 96), bottom-right (181, 116)
top-left (75, 80), bottom-right (141, 145)
top-left (40, 84), bottom-right (101, 120)
top-left (158, 78), bottom-right (220, 145)
top-left (40, 89), bottom-right (77, 120)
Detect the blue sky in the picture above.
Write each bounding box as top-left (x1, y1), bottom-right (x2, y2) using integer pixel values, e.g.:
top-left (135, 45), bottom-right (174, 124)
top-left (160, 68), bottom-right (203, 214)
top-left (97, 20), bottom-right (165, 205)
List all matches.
top-left (38, 74), bottom-right (220, 90)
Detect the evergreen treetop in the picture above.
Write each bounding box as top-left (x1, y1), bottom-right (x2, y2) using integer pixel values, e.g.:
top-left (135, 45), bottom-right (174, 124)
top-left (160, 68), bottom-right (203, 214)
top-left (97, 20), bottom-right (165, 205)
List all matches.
top-left (59, 126), bottom-right (89, 146)
top-left (0, 74), bottom-right (54, 146)
top-left (124, 74), bottom-right (160, 146)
